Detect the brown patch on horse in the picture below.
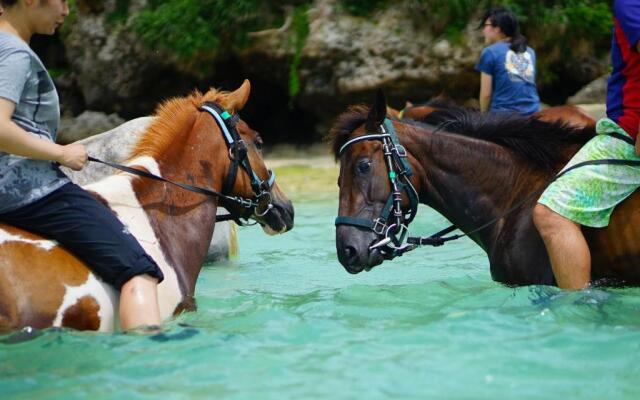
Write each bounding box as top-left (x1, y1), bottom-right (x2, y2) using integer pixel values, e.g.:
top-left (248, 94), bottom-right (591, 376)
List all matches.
top-left (0, 224), bottom-right (91, 329)
top-left (61, 296), bottom-right (101, 331)
top-left (536, 105), bottom-right (596, 129)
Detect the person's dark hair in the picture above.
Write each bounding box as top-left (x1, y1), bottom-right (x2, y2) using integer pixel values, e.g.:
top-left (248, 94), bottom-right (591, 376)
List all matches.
top-left (0, 0), bottom-right (18, 8)
top-left (479, 7), bottom-right (527, 53)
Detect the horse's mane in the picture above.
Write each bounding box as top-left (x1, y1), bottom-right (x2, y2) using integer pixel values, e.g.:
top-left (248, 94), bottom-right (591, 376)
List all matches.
top-left (328, 104), bottom-right (596, 172)
top-left (327, 105), bottom-right (371, 161)
top-left (128, 88), bottom-right (236, 161)
top-left (421, 106), bottom-right (595, 171)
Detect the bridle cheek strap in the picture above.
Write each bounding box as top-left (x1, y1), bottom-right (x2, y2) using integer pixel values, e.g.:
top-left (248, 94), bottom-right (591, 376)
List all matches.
top-left (335, 118), bottom-right (420, 258)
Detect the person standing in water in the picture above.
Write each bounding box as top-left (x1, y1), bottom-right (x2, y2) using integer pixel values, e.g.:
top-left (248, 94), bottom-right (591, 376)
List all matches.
top-left (0, 0), bottom-right (163, 331)
top-left (476, 7), bottom-right (541, 115)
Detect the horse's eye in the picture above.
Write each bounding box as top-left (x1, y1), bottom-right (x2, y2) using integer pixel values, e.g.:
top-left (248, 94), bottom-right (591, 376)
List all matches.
top-left (255, 138), bottom-right (263, 150)
top-left (356, 160), bottom-right (371, 174)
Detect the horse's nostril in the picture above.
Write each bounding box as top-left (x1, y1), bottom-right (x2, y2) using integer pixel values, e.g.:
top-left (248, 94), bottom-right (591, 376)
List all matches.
top-left (344, 246), bottom-right (356, 261)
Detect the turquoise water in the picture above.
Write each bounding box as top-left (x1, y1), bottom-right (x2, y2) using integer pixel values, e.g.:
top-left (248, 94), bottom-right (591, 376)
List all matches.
top-left (2, 199), bottom-right (640, 399)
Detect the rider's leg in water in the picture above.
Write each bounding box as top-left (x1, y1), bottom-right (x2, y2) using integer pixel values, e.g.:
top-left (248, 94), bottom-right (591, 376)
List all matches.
top-left (120, 274), bottom-right (161, 330)
top-left (533, 204), bottom-right (591, 289)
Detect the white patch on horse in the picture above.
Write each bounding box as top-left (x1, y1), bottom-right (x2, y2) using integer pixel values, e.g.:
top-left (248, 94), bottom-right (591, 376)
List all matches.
top-left (84, 158), bottom-right (183, 320)
top-left (127, 156), bottom-right (162, 177)
top-left (52, 274), bottom-right (118, 332)
top-left (0, 228), bottom-right (57, 251)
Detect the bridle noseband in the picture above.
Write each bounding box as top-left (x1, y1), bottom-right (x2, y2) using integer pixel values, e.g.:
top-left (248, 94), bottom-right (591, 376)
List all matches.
top-left (335, 118), bottom-right (420, 259)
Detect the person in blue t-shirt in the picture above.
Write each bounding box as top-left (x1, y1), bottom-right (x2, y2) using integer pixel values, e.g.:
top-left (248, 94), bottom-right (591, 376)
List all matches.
top-left (475, 7), bottom-right (540, 116)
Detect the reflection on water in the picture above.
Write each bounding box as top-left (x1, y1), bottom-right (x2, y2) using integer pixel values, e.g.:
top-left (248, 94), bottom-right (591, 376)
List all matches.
top-left (2, 202), bottom-right (639, 399)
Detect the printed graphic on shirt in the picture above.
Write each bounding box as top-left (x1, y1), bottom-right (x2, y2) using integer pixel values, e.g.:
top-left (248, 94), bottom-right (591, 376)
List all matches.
top-left (505, 50), bottom-right (534, 84)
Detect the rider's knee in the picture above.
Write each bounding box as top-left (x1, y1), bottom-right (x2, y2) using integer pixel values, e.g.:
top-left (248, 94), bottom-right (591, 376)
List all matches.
top-left (532, 203), bottom-right (558, 232)
top-left (121, 274), bottom-right (159, 295)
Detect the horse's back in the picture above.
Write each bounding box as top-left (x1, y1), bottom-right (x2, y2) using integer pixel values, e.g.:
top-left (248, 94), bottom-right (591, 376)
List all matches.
top-left (0, 223), bottom-right (117, 332)
top-left (587, 191), bottom-right (640, 284)
top-left (537, 105), bottom-right (596, 129)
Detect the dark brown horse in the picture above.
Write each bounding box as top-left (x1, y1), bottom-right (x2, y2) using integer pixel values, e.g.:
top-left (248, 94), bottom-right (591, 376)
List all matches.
top-left (392, 100), bottom-right (596, 129)
top-left (0, 80), bottom-right (294, 332)
top-left (331, 92), bottom-right (640, 286)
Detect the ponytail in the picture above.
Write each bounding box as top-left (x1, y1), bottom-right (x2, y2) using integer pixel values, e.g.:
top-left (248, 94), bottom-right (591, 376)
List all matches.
top-left (510, 34), bottom-right (528, 53)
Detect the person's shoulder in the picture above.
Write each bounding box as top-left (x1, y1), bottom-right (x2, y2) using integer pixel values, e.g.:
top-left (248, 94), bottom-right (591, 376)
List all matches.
top-left (0, 33), bottom-right (31, 57)
top-left (614, 0), bottom-right (640, 18)
top-left (482, 42), bottom-right (504, 55)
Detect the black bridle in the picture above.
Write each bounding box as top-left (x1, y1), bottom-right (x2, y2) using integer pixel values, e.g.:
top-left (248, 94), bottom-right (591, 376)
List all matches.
top-left (89, 102), bottom-right (276, 225)
top-left (335, 118), bottom-right (420, 258)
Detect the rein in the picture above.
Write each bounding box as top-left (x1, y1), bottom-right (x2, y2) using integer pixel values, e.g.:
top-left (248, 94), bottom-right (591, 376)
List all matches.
top-left (88, 102), bottom-right (276, 225)
top-left (337, 120), bottom-right (640, 259)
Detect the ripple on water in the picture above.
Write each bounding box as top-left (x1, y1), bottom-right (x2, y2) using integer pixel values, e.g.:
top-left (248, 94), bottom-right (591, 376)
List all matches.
top-left (2, 202), bottom-right (640, 399)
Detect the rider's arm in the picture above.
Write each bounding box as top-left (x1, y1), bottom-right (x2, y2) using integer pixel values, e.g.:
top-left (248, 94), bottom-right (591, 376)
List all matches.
top-left (479, 72), bottom-right (492, 112)
top-left (0, 98), bottom-right (87, 170)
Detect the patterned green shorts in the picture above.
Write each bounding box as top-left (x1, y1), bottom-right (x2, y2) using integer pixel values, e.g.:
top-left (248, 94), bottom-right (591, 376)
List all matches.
top-left (538, 118), bottom-right (640, 228)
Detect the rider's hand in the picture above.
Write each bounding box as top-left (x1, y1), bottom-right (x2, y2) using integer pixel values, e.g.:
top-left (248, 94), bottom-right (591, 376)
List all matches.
top-left (57, 143), bottom-right (88, 171)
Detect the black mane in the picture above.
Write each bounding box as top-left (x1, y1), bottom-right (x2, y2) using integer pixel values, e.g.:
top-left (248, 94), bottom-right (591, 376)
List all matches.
top-left (421, 106), bottom-right (595, 171)
top-left (328, 104), bottom-right (596, 172)
top-left (327, 105), bottom-right (370, 161)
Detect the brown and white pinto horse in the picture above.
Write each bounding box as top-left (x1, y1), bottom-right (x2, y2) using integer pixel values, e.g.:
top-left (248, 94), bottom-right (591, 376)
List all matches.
top-left (331, 92), bottom-right (640, 286)
top-left (0, 80), bottom-right (294, 332)
top-left (391, 101), bottom-right (596, 129)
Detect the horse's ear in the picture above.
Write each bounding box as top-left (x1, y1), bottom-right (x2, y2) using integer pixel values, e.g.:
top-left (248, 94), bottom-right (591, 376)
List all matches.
top-left (366, 89), bottom-right (387, 131)
top-left (228, 79), bottom-right (251, 112)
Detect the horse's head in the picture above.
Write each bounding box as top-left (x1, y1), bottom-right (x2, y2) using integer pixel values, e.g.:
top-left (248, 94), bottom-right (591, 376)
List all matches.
top-left (203, 80), bottom-right (294, 234)
top-left (330, 91), bottom-right (419, 274)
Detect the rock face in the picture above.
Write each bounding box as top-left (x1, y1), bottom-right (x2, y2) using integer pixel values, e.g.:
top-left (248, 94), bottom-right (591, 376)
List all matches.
top-left (58, 111), bottom-right (125, 143)
top-left (62, 0), bottom-right (200, 118)
top-left (567, 75), bottom-right (608, 105)
top-left (61, 117), bottom-right (238, 263)
top-left (55, 0), bottom-right (609, 142)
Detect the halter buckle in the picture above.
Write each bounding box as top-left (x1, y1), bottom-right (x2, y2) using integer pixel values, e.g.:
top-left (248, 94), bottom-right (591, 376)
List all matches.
top-left (372, 218), bottom-right (387, 235)
top-left (395, 145), bottom-right (407, 157)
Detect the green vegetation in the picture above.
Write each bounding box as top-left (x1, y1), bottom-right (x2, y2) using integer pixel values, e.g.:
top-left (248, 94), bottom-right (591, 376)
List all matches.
top-left (288, 5), bottom-right (310, 99)
top-left (132, 0), bottom-right (273, 67)
top-left (339, 0), bottom-right (390, 16)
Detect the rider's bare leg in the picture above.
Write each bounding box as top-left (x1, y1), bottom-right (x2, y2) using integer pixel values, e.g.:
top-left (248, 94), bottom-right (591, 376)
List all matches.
top-left (119, 274), bottom-right (161, 331)
top-left (533, 204), bottom-right (591, 289)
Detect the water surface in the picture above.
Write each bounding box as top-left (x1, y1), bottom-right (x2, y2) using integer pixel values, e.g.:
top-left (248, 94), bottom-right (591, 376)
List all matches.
top-left (2, 200), bottom-right (639, 399)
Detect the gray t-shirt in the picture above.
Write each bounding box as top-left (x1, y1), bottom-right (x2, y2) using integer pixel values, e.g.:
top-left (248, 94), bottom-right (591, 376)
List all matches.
top-left (0, 32), bottom-right (69, 214)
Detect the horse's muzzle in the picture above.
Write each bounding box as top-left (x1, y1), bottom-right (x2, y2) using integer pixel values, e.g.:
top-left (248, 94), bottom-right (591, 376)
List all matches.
top-left (260, 196), bottom-right (294, 235)
top-left (336, 226), bottom-right (384, 273)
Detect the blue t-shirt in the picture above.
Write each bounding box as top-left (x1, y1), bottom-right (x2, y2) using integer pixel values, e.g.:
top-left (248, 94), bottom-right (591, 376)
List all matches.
top-left (475, 41), bottom-right (540, 115)
top-left (0, 32), bottom-right (69, 214)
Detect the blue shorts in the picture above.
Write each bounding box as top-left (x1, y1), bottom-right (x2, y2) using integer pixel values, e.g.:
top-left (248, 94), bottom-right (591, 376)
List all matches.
top-left (0, 182), bottom-right (164, 290)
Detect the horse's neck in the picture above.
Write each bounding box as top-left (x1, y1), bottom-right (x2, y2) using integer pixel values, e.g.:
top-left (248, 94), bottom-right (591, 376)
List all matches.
top-left (407, 129), bottom-right (538, 249)
top-left (133, 142), bottom-right (223, 295)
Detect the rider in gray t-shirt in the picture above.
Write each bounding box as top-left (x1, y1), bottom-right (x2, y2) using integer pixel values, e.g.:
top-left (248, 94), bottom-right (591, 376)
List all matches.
top-left (0, 31), bottom-right (69, 213)
top-left (0, 0), bottom-right (162, 332)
